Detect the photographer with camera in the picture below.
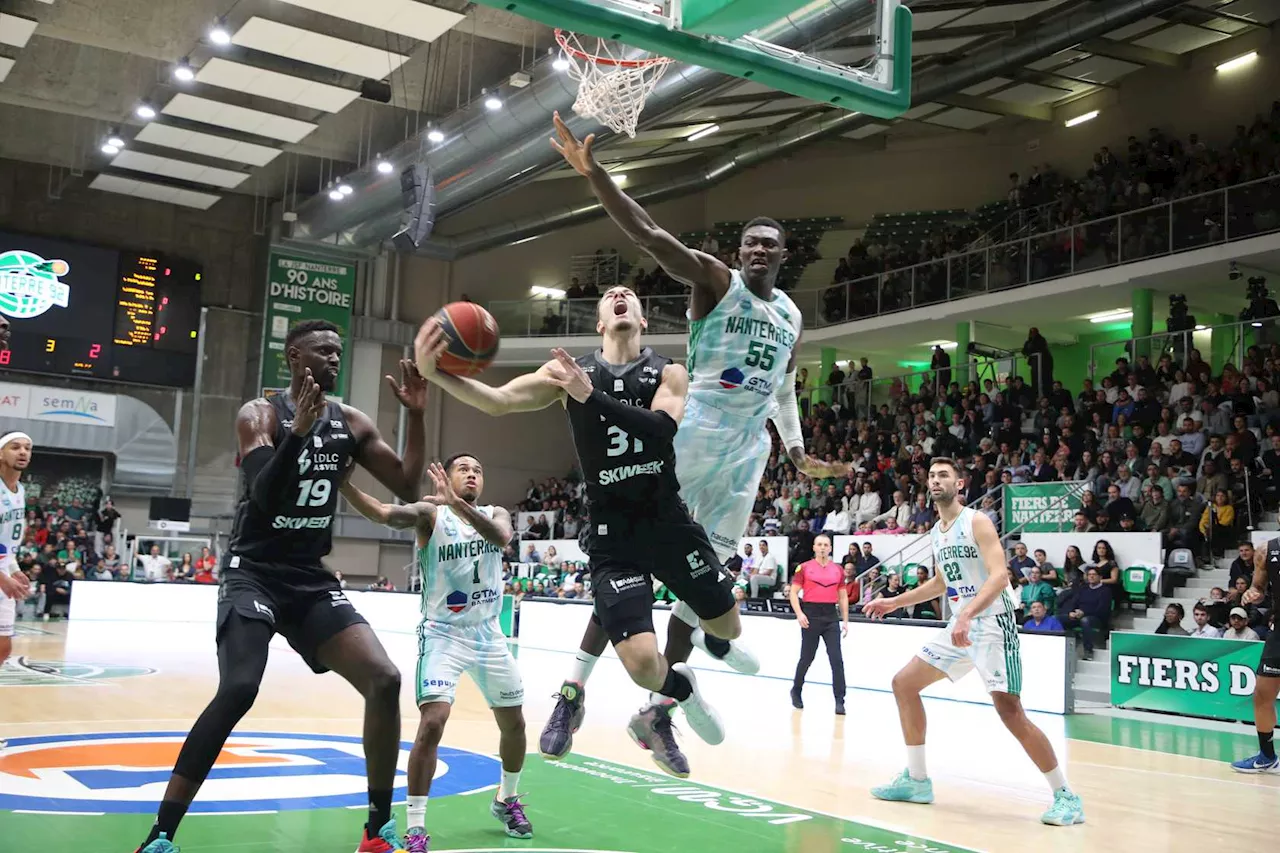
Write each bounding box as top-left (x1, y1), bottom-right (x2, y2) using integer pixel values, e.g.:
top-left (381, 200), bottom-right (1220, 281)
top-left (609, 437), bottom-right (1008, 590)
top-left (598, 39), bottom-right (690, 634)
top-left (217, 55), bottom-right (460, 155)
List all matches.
top-left (1237, 262), bottom-right (1279, 345)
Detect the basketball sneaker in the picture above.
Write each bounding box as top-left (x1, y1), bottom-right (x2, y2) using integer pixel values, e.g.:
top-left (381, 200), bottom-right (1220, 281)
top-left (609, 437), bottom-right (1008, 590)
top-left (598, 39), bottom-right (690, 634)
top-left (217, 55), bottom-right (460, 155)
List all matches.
top-left (690, 627), bottom-right (760, 675)
top-left (672, 663), bottom-right (724, 745)
top-left (1231, 751), bottom-right (1280, 773)
top-left (539, 681), bottom-right (586, 760)
top-left (403, 827), bottom-right (429, 853)
top-left (490, 795), bottom-right (533, 839)
top-left (870, 770), bottom-right (934, 804)
top-left (1040, 789), bottom-right (1086, 826)
top-left (628, 702), bottom-right (690, 778)
top-left (137, 834), bottom-right (179, 853)
top-left (356, 818), bottom-right (405, 853)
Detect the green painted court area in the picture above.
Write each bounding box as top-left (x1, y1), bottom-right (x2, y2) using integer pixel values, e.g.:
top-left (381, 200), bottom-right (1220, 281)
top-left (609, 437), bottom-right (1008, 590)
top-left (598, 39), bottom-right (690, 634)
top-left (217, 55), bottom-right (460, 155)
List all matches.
top-left (1, 753), bottom-right (975, 853)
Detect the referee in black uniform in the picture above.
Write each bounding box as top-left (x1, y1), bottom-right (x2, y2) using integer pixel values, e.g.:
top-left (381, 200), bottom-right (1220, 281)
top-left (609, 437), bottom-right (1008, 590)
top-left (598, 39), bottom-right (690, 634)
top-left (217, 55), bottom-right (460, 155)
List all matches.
top-left (788, 534), bottom-right (850, 715)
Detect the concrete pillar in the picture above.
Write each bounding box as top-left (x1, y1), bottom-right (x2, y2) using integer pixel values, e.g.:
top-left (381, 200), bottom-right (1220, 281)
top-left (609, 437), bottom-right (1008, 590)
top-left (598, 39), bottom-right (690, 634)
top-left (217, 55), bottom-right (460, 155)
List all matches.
top-left (954, 321), bottom-right (971, 385)
top-left (1130, 288), bottom-right (1153, 360)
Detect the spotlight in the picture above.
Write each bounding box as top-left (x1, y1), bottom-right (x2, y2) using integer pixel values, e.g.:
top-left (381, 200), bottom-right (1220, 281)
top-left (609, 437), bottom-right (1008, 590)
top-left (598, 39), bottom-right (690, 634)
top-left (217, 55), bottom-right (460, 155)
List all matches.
top-left (107, 130), bottom-right (125, 148)
top-left (553, 55), bottom-right (570, 72)
top-left (376, 159), bottom-right (394, 174)
top-left (328, 188), bottom-right (344, 201)
top-left (209, 18), bottom-right (232, 46)
top-left (338, 183), bottom-right (353, 196)
top-left (427, 128), bottom-right (445, 143)
top-left (135, 102), bottom-right (157, 119)
top-left (174, 57), bottom-right (196, 82)
top-left (101, 143), bottom-right (121, 156)
top-left (483, 90), bottom-right (502, 111)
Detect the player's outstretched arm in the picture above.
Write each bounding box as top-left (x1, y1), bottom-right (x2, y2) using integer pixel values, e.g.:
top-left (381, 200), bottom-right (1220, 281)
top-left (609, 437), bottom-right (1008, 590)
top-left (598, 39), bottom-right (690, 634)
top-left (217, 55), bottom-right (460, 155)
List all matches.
top-left (550, 112), bottom-right (731, 301)
top-left (771, 341), bottom-right (849, 480)
top-left (545, 348), bottom-right (679, 441)
top-left (415, 320), bottom-right (565, 416)
top-left (341, 480), bottom-right (435, 531)
top-left (344, 405), bottom-right (426, 505)
top-left (864, 572), bottom-right (944, 618)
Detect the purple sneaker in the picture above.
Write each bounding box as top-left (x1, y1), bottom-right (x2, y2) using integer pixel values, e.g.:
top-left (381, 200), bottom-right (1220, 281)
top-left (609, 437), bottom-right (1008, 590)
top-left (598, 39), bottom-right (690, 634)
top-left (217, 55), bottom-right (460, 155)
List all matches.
top-left (490, 795), bottom-right (533, 839)
top-left (404, 827), bottom-right (430, 852)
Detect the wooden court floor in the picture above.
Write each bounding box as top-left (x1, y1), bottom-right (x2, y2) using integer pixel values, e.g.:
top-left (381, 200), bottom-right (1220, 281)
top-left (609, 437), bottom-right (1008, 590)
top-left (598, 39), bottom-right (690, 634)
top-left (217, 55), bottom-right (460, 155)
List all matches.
top-left (1, 620), bottom-right (1276, 853)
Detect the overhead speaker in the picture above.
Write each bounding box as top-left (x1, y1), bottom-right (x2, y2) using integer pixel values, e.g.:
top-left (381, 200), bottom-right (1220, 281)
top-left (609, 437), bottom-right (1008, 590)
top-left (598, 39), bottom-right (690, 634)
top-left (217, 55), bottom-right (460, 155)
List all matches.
top-left (360, 79), bottom-right (393, 103)
top-left (391, 140), bottom-right (437, 251)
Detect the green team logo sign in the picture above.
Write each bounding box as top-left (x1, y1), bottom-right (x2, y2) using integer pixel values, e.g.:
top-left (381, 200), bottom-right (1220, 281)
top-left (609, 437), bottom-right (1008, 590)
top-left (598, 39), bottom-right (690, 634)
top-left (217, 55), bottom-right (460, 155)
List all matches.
top-left (1111, 632), bottom-right (1278, 723)
top-left (0, 250), bottom-right (71, 320)
top-left (1004, 482), bottom-right (1086, 532)
top-left (0, 657), bottom-right (156, 687)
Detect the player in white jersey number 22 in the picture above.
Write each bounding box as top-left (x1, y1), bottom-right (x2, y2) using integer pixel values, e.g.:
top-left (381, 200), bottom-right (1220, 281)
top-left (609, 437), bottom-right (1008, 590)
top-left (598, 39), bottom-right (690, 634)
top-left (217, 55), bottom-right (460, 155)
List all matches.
top-left (342, 456), bottom-right (531, 851)
top-left (862, 457), bottom-right (1085, 827)
top-left (538, 112), bottom-right (850, 764)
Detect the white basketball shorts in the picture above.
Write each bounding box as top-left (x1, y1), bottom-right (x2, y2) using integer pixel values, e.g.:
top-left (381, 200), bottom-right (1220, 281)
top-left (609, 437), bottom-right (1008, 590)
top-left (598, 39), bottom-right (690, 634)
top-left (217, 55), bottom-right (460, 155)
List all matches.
top-left (415, 619), bottom-right (524, 708)
top-left (917, 612), bottom-right (1023, 695)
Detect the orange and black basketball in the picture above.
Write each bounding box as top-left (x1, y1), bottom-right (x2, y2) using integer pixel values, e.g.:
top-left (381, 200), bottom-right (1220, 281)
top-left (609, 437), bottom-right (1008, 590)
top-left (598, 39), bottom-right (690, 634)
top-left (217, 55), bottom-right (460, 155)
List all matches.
top-left (433, 301), bottom-right (500, 377)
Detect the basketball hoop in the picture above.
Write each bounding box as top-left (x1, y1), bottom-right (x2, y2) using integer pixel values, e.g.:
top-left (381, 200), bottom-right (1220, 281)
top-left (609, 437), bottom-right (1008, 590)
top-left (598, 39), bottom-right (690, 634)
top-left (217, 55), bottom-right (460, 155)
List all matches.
top-left (555, 29), bottom-right (673, 138)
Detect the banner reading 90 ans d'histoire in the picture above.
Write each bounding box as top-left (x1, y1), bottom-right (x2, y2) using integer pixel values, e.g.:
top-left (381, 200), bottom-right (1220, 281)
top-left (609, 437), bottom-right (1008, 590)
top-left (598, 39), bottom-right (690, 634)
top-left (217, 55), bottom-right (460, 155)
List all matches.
top-left (260, 250), bottom-right (356, 401)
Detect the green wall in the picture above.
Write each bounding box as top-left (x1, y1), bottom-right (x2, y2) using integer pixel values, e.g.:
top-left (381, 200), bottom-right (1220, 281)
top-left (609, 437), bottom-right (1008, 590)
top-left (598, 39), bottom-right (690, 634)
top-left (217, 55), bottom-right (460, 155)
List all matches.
top-left (1048, 319), bottom-right (1168, 395)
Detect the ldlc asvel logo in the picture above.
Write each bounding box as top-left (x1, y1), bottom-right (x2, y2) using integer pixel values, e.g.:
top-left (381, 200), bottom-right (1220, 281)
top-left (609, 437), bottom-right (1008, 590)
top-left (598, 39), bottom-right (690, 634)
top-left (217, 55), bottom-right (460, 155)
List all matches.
top-left (0, 731), bottom-right (499, 814)
top-left (0, 249), bottom-right (71, 320)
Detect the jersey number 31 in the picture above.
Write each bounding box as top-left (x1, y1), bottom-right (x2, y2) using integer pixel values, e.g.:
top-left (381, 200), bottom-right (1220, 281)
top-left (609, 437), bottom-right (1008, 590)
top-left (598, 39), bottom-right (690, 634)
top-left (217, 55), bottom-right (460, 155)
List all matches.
top-left (606, 425), bottom-right (644, 457)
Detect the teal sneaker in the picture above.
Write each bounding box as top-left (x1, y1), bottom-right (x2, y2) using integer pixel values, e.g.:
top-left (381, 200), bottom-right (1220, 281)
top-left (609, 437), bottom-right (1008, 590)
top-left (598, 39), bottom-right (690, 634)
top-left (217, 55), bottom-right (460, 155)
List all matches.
top-left (1040, 789), bottom-right (1086, 826)
top-left (870, 769), bottom-right (934, 804)
top-left (137, 833), bottom-right (179, 853)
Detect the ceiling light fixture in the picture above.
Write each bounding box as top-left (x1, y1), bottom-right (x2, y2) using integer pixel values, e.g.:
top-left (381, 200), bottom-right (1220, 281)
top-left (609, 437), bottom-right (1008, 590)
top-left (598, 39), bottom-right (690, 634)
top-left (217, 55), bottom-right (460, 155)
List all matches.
top-left (1216, 51), bottom-right (1258, 73)
top-left (484, 92), bottom-right (503, 111)
top-left (376, 158), bottom-right (394, 174)
top-left (1088, 309), bottom-right (1132, 324)
top-left (135, 101), bottom-right (157, 119)
top-left (174, 57), bottom-right (196, 83)
top-left (553, 53), bottom-right (570, 72)
top-left (106, 129), bottom-right (125, 149)
top-left (1194, 324), bottom-right (1207, 331)
top-left (687, 124), bottom-right (720, 141)
top-left (1065, 110), bottom-right (1099, 128)
top-left (100, 142), bottom-right (120, 156)
top-left (427, 128), bottom-right (445, 143)
top-left (610, 174), bottom-right (628, 185)
top-left (328, 188), bottom-right (344, 201)
top-left (530, 285), bottom-right (566, 297)
top-left (338, 183), bottom-right (353, 196)
top-left (209, 18), bottom-right (232, 46)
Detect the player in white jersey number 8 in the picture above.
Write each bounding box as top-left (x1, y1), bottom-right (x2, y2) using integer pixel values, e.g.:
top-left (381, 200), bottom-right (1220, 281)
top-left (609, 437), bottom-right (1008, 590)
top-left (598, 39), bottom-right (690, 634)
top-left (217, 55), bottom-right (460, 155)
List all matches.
top-left (342, 456), bottom-right (532, 850)
top-left (862, 457), bottom-right (1085, 826)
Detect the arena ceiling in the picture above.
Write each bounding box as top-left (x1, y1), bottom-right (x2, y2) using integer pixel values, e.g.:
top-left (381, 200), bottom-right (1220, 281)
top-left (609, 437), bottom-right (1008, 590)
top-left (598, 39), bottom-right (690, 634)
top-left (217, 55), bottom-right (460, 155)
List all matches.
top-left (0, 1), bottom-right (1274, 217)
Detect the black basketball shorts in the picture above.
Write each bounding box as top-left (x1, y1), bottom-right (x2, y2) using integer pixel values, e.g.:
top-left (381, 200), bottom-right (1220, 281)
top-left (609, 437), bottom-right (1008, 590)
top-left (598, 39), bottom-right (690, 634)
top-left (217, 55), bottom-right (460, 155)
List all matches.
top-left (584, 502), bottom-right (735, 645)
top-left (216, 556), bottom-right (367, 673)
top-left (1258, 629), bottom-right (1280, 679)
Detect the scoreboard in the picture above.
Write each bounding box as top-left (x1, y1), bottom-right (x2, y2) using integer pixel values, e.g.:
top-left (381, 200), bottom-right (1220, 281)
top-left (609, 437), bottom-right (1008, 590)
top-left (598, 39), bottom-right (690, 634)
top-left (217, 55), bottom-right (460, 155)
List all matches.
top-left (0, 231), bottom-right (201, 387)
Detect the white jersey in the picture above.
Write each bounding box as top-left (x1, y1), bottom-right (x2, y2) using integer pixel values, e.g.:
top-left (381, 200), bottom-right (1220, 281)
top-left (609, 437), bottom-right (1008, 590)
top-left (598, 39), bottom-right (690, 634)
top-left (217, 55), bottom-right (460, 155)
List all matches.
top-left (0, 478), bottom-right (25, 574)
top-left (686, 269), bottom-right (802, 424)
top-left (931, 506), bottom-right (1015, 619)
top-left (417, 504), bottom-right (503, 627)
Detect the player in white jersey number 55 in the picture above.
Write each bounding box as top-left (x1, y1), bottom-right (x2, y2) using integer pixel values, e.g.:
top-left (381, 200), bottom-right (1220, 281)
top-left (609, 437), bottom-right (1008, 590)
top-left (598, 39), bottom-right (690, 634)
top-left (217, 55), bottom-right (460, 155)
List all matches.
top-left (862, 457), bottom-right (1085, 827)
top-left (342, 455), bottom-right (532, 851)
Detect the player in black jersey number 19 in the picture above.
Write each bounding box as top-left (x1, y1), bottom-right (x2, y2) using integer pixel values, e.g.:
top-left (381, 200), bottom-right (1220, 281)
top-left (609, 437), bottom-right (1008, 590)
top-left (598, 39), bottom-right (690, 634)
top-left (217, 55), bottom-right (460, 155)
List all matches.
top-left (415, 289), bottom-right (740, 777)
top-left (137, 320), bottom-right (432, 853)
top-left (1230, 538), bottom-right (1280, 773)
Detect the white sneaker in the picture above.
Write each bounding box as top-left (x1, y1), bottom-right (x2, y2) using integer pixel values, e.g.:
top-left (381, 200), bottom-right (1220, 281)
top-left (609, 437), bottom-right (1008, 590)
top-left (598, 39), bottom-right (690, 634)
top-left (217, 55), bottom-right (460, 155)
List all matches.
top-left (672, 663), bottom-right (724, 745)
top-left (691, 628), bottom-right (760, 675)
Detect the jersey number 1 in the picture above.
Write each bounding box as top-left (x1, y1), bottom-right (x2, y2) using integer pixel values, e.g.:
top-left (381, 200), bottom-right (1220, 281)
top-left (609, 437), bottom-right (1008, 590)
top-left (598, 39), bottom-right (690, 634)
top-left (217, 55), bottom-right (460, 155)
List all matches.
top-left (471, 559), bottom-right (481, 585)
top-left (606, 425), bottom-right (644, 457)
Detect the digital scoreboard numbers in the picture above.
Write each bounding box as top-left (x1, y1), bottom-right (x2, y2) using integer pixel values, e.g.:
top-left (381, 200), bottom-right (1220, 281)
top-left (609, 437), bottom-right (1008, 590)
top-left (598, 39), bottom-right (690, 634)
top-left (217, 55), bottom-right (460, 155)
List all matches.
top-left (115, 253), bottom-right (159, 347)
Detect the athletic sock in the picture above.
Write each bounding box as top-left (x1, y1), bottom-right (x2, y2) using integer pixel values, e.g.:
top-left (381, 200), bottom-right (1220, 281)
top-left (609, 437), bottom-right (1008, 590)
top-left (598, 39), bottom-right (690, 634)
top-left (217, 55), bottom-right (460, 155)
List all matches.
top-left (143, 800), bottom-right (188, 845)
top-left (406, 795), bottom-right (429, 831)
top-left (499, 769), bottom-right (522, 801)
top-left (906, 745), bottom-right (928, 781)
top-left (570, 650), bottom-right (599, 686)
top-left (367, 788), bottom-right (393, 836)
top-left (702, 633), bottom-right (732, 658)
top-left (1260, 729), bottom-right (1276, 759)
top-left (671, 600), bottom-right (699, 628)
top-left (1044, 765), bottom-right (1069, 793)
top-left (659, 667), bottom-right (693, 702)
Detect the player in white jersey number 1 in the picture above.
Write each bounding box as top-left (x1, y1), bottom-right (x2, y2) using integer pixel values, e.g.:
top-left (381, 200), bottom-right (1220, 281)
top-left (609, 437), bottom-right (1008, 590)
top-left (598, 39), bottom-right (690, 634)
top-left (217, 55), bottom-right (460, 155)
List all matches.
top-left (538, 113), bottom-right (849, 762)
top-left (862, 457), bottom-right (1085, 826)
top-left (342, 456), bottom-right (531, 852)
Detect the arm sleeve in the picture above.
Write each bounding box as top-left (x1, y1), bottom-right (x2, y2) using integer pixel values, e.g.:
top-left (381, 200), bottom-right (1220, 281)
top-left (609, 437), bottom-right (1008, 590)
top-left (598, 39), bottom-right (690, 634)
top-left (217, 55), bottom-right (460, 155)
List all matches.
top-left (241, 432), bottom-right (305, 513)
top-left (586, 389), bottom-right (678, 442)
top-left (770, 370), bottom-right (805, 453)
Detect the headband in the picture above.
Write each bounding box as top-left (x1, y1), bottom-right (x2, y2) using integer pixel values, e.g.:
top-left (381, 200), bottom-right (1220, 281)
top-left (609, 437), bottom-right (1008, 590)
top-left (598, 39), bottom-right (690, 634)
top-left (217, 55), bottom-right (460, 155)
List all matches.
top-left (0, 432), bottom-right (33, 449)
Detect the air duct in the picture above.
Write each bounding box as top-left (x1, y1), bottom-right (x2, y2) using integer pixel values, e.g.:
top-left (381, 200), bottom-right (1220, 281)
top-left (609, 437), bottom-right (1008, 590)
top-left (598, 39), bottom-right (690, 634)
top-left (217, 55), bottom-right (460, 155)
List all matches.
top-left (289, 0), bottom-right (881, 246)
top-left (414, 0), bottom-right (1187, 259)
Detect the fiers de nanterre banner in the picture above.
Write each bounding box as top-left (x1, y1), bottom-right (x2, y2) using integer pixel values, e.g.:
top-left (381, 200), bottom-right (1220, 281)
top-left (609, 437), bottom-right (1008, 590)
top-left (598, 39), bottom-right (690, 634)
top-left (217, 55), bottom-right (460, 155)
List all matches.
top-left (1111, 631), bottom-right (1278, 724)
top-left (1004, 482), bottom-right (1087, 533)
top-left (260, 250), bottom-right (356, 400)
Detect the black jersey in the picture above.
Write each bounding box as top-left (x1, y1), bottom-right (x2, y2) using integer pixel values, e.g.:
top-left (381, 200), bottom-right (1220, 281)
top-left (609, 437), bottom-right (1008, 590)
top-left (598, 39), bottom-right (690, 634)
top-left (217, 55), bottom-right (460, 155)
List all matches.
top-left (1264, 538), bottom-right (1280, 609)
top-left (227, 394), bottom-right (357, 572)
top-left (565, 347), bottom-right (681, 513)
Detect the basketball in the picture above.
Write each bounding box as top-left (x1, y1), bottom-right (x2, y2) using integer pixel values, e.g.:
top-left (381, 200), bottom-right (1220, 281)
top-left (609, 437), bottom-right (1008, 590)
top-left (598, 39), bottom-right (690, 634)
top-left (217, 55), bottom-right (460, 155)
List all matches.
top-left (432, 301), bottom-right (500, 377)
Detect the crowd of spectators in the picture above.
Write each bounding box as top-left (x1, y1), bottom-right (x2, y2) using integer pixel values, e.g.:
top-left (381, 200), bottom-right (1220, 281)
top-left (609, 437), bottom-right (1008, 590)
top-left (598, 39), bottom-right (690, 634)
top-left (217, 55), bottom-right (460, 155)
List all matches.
top-left (824, 103), bottom-right (1280, 323)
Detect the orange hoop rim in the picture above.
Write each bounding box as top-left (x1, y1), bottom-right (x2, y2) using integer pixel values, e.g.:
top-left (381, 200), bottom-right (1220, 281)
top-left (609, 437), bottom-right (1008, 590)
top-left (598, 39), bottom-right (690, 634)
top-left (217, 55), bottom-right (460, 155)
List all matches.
top-left (554, 29), bottom-right (673, 69)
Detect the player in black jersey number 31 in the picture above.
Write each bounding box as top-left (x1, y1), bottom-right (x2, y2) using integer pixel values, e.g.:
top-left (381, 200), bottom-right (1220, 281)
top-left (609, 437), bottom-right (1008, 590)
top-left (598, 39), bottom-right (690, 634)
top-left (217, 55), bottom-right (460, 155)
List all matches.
top-left (1230, 536), bottom-right (1280, 774)
top-left (137, 320), bottom-right (432, 853)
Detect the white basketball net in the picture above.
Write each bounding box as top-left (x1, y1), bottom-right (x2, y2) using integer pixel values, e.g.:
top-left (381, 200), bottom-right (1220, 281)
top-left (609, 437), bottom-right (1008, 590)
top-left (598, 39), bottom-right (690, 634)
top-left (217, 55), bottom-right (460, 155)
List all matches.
top-left (556, 30), bottom-right (673, 138)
